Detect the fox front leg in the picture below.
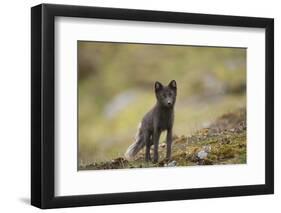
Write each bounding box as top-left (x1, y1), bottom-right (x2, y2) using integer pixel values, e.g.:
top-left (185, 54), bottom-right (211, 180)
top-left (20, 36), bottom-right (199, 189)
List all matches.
top-left (166, 128), bottom-right (172, 161)
top-left (153, 130), bottom-right (160, 163)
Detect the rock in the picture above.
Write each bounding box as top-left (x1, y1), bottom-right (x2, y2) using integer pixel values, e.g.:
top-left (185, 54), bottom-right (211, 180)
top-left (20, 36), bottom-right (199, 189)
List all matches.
top-left (165, 160), bottom-right (177, 167)
top-left (197, 150), bottom-right (208, 159)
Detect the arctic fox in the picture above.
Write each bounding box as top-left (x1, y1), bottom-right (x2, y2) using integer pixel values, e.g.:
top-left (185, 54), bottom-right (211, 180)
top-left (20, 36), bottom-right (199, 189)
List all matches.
top-left (124, 80), bottom-right (177, 163)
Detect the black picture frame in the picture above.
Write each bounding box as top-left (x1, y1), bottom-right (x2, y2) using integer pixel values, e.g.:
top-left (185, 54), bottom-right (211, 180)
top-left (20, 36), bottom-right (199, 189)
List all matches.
top-left (31, 3), bottom-right (274, 209)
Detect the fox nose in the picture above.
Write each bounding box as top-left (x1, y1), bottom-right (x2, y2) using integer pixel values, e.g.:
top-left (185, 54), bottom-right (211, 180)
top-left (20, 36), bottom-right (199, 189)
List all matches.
top-left (167, 101), bottom-right (172, 105)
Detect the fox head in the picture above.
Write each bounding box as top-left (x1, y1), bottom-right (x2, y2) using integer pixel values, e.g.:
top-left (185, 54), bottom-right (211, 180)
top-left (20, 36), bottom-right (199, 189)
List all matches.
top-left (155, 80), bottom-right (177, 108)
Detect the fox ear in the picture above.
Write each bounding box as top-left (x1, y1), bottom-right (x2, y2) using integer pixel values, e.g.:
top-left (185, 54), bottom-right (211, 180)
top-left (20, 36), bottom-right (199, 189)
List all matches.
top-left (155, 81), bottom-right (163, 92)
top-left (168, 80), bottom-right (177, 90)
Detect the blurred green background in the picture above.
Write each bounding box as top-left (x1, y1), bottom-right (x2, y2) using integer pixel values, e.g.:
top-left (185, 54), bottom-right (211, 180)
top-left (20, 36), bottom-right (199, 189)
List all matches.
top-left (78, 41), bottom-right (246, 166)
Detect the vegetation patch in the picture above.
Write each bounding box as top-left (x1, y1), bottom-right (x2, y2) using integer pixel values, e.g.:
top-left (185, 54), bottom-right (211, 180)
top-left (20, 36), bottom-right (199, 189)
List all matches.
top-left (80, 108), bottom-right (246, 170)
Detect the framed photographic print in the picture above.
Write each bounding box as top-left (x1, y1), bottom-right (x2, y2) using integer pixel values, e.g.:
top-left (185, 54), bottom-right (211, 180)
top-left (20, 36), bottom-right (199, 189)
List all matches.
top-left (31, 3), bottom-right (274, 209)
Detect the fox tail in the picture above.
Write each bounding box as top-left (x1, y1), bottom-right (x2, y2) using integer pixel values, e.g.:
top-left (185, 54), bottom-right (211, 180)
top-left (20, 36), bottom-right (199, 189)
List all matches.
top-left (124, 123), bottom-right (145, 160)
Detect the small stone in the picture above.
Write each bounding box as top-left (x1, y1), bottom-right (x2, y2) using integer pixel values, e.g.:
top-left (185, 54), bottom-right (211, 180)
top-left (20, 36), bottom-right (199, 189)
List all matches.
top-left (165, 160), bottom-right (177, 167)
top-left (197, 150), bottom-right (208, 159)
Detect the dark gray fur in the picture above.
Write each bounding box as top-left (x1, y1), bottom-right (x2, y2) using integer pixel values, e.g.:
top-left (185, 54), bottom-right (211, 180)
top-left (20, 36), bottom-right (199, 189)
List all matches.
top-left (124, 80), bottom-right (177, 163)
